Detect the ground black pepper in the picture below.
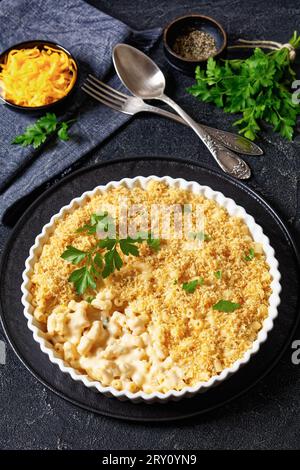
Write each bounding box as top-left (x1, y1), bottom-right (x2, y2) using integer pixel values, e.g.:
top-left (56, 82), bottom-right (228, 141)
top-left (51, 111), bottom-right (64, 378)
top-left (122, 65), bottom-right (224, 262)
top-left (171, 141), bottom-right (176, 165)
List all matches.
top-left (172, 29), bottom-right (217, 60)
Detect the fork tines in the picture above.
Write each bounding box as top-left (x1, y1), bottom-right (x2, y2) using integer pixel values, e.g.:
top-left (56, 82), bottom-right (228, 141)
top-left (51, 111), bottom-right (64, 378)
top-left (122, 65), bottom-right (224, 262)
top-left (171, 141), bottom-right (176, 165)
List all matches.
top-left (81, 74), bottom-right (127, 111)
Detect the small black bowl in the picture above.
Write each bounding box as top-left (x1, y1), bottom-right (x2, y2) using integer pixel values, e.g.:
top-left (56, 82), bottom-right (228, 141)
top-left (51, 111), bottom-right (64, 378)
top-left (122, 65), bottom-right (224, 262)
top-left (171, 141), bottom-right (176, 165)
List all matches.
top-left (163, 14), bottom-right (227, 76)
top-left (0, 40), bottom-right (79, 114)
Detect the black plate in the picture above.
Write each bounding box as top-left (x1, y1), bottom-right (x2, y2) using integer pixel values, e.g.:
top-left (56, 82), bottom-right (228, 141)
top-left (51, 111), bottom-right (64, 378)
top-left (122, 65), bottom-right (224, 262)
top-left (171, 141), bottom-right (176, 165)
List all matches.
top-left (0, 157), bottom-right (299, 422)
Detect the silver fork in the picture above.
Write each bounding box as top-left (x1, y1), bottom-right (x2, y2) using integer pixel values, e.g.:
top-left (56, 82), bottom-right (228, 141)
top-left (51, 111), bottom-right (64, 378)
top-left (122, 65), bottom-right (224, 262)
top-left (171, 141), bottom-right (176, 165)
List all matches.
top-left (82, 74), bottom-right (263, 156)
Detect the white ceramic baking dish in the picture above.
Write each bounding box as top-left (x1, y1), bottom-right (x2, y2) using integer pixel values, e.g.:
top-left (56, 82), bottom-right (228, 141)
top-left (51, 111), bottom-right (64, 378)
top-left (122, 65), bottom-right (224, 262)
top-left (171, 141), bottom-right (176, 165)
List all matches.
top-left (21, 176), bottom-right (281, 403)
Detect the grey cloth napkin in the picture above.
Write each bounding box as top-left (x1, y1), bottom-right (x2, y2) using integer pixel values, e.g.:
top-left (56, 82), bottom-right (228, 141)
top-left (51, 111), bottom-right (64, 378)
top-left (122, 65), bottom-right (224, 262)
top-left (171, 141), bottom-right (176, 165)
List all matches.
top-left (0, 0), bottom-right (161, 223)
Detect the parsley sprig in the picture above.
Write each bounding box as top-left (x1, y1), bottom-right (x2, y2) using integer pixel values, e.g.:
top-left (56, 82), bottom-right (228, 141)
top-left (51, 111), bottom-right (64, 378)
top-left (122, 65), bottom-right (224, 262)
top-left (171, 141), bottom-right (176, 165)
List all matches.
top-left (12, 113), bottom-right (75, 149)
top-left (244, 248), bottom-right (255, 261)
top-left (61, 213), bottom-right (160, 294)
top-left (182, 277), bottom-right (204, 293)
top-left (213, 300), bottom-right (241, 312)
top-left (187, 32), bottom-right (300, 140)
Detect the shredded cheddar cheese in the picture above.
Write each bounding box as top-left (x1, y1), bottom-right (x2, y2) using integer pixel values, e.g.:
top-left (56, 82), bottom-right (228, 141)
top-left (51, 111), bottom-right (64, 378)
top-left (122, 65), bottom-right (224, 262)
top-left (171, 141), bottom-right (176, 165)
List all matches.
top-left (0, 45), bottom-right (77, 107)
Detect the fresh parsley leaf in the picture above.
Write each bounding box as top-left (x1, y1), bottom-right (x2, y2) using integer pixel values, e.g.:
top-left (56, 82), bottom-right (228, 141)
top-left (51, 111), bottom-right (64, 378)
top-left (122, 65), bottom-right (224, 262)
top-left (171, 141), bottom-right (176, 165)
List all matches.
top-left (37, 113), bottom-right (58, 133)
top-left (12, 124), bottom-right (47, 149)
top-left (102, 249), bottom-right (123, 278)
top-left (119, 239), bottom-right (140, 256)
top-left (244, 248), bottom-right (255, 261)
top-left (91, 213), bottom-right (104, 225)
top-left (113, 249), bottom-right (123, 270)
top-left (90, 263), bottom-right (100, 279)
top-left (12, 135), bottom-right (29, 145)
top-left (61, 246), bottom-right (87, 264)
top-left (215, 270), bottom-right (222, 280)
top-left (68, 266), bottom-right (96, 295)
top-left (147, 236), bottom-right (161, 251)
top-left (89, 252), bottom-right (103, 280)
top-left (12, 113), bottom-right (75, 149)
top-left (182, 280), bottom-right (199, 293)
top-left (98, 238), bottom-right (116, 250)
top-left (182, 277), bottom-right (204, 293)
top-left (57, 122), bottom-right (70, 141)
top-left (113, 250), bottom-right (123, 271)
top-left (93, 252), bottom-right (103, 268)
top-left (62, 215), bottom-right (161, 293)
top-left (213, 300), bottom-right (241, 312)
top-left (76, 224), bottom-right (96, 235)
top-left (76, 212), bottom-right (110, 234)
top-left (85, 296), bottom-right (95, 304)
top-left (101, 254), bottom-right (113, 278)
top-left (187, 33), bottom-right (300, 141)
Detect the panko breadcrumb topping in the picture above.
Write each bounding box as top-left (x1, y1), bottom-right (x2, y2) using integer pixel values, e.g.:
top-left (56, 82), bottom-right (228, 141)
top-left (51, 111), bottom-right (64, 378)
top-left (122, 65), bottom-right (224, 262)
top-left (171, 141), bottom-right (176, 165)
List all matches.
top-left (30, 182), bottom-right (271, 393)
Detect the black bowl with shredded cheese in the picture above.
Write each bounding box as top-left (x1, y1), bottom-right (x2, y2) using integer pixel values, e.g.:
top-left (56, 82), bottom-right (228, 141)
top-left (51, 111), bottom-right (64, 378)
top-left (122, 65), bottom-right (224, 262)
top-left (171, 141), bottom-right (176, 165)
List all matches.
top-left (163, 14), bottom-right (227, 75)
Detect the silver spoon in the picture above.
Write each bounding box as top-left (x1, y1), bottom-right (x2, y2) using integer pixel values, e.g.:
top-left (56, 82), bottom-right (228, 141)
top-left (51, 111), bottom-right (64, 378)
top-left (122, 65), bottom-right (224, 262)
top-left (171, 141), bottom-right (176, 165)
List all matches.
top-left (113, 44), bottom-right (251, 180)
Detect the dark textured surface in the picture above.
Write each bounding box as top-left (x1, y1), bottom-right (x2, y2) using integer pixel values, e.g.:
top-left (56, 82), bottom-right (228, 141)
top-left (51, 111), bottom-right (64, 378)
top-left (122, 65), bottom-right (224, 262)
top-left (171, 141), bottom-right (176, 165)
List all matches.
top-left (0, 0), bottom-right (300, 450)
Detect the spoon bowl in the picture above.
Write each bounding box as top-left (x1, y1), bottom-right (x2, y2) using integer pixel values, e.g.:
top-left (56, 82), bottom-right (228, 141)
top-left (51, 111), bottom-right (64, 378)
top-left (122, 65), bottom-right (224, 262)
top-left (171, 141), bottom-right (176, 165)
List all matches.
top-left (112, 43), bottom-right (251, 179)
top-left (113, 44), bottom-right (166, 99)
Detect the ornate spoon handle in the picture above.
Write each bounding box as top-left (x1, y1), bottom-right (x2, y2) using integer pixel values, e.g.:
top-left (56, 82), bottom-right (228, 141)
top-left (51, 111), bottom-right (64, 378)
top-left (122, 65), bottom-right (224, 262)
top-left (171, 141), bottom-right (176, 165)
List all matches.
top-left (143, 103), bottom-right (262, 155)
top-left (158, 94), bottom-right (251, 180)
top-left (201, 126), bottom-right (262, 156)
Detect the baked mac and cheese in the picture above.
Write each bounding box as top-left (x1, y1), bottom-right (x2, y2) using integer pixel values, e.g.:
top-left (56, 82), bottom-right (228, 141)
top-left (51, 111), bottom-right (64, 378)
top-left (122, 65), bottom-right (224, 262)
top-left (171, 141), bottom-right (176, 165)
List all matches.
top-left (30, 182), bottom-right (272, 393)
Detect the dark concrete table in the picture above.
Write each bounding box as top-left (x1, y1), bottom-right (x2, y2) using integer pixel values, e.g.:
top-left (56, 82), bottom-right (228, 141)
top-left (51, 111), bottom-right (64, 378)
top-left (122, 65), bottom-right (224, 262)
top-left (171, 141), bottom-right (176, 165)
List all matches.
top-left (0, 0), bottom-right (299, 450)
